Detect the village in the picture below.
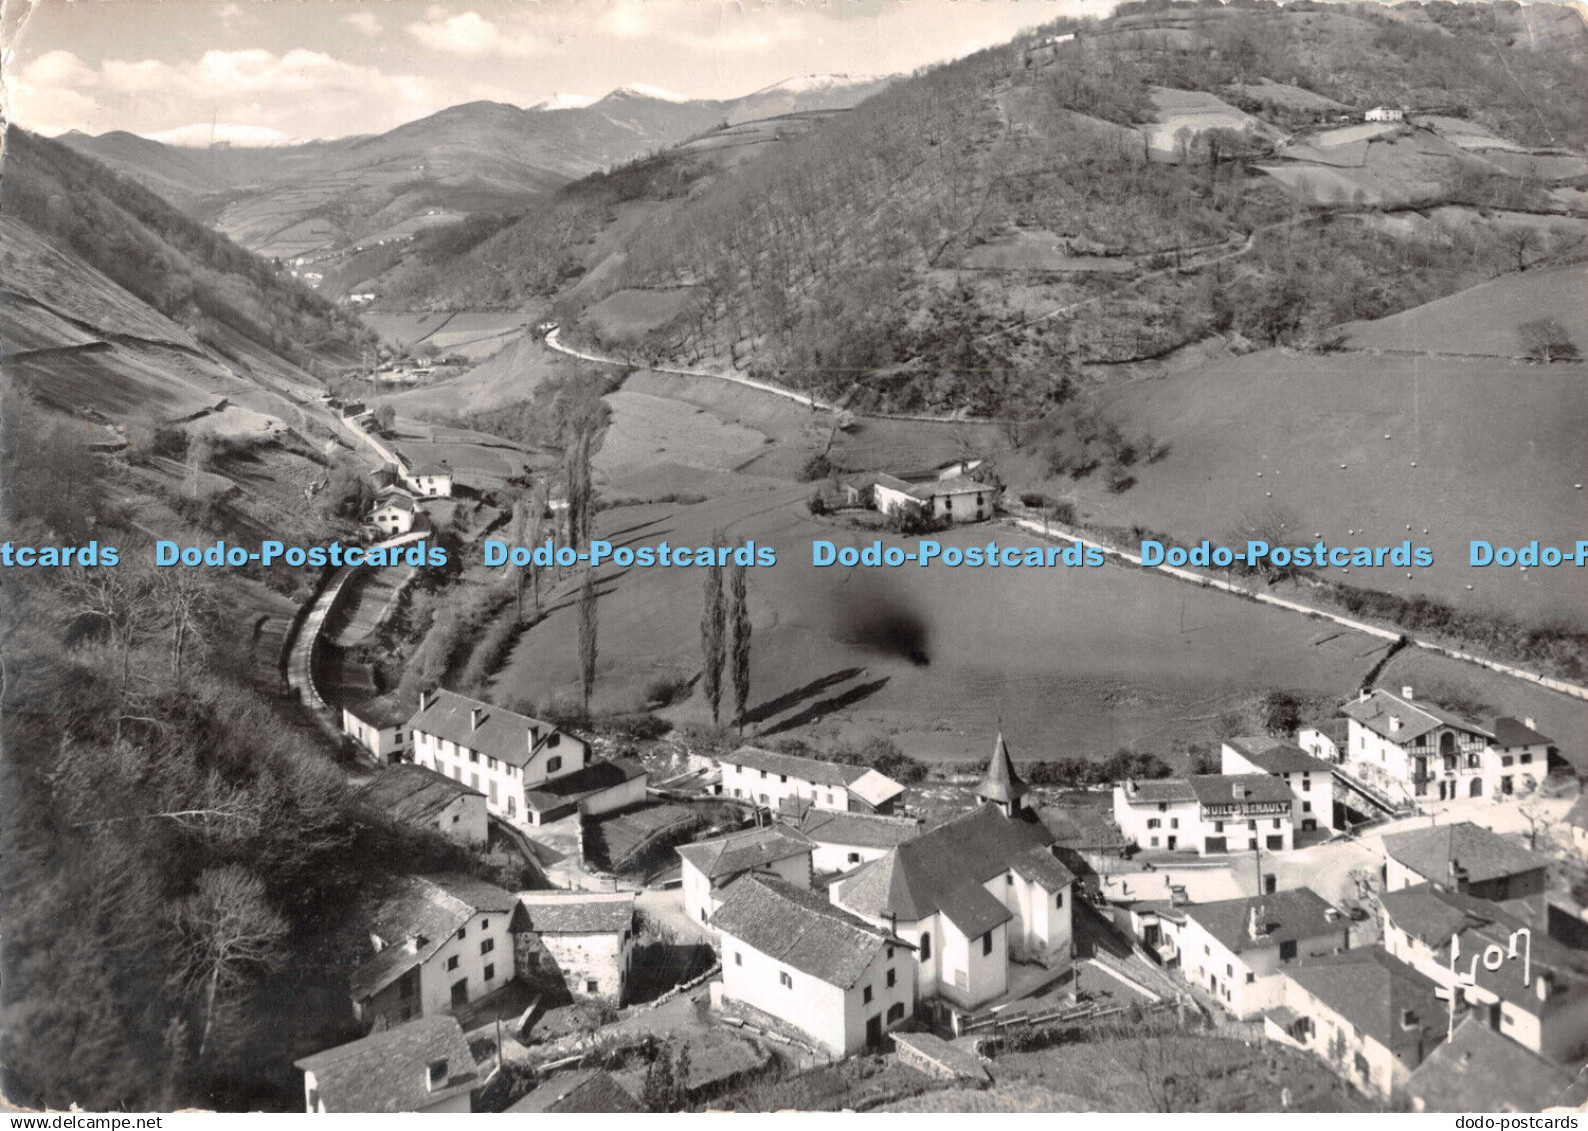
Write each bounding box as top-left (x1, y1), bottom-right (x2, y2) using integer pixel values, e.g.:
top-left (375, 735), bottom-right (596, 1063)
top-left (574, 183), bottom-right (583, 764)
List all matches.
top-left (283, 434), bottom-right (1588, 1116)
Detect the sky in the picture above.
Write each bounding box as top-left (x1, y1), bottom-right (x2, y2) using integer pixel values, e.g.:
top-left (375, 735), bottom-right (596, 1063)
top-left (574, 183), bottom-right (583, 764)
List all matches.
top-left (2, 0), bottom-right (1114, 144)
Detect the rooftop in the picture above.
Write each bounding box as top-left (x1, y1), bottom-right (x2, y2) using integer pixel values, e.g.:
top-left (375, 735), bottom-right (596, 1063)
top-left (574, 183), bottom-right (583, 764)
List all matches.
top-left (1223, 736), bottom-right (1323, 776)
top-left (1118, 779), bottom-right (1199, 805)
top-left (513, 891), bottom-right (634, 935)
top-left (676, 823), bottom-right (815, 881)
top-left (1285, 947), bottom-right (1444, 1059)
top-left (976, 733), bottom-right (1029, 806)
top-left (506, 1070), bottom-right (641, 1113)
top-left (710, 874), bottom-right (905, 989)
top-left (294, 1016), bottom-right (477, 1113)
top-left (356, 764), bottom-right (483, 827)
top-left (1040, 805), bottom-right (1131, 851)
top-left (1406, 1016), bottom-right (1581, 1112)
top-left (350, 873), bottom-right (518, 1002)
top-left (1382, 822), bottom-right (1551, 885)
top-left (1491, 716), bottom-right (1554, 749)
top-left (406, 689), bottom-right (577, 770)
top-left (409, 461), bottom-right (451, 477)
top-left (523, 758), bottom-right (646, 814)
top-left (836, 805), bottom-right (1067, 937)
top-left (1186, 774), bottom-right (1296, 807)
top-left (722, 746), bottom-right (900, 798)
top-left (1341, 689), bottom-right (1492, 746)
top-left (1183, 887), bottom-right (1343, 956)
top-left (793, 808), bottom-right (923, 850)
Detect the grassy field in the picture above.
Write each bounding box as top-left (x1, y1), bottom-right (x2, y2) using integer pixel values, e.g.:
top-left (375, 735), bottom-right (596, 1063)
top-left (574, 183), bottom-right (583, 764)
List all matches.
top-left (1085, 305), bottom-right (1588, 624)
top-left (487, 483), bottom-right (1378, 762)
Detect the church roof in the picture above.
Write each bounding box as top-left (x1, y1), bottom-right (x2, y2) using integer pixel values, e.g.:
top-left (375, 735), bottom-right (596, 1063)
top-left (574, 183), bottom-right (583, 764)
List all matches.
top-left (976, 733), bottom-right (1029, 806)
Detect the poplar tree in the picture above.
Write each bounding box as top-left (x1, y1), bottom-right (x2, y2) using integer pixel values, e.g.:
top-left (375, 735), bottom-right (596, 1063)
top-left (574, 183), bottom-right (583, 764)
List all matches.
top-left (728, 557), bottom-right (751, 733)
top-left (577, 566), bottom-right (598, 718)
top-left (699, 534), bottom-right (726, 725)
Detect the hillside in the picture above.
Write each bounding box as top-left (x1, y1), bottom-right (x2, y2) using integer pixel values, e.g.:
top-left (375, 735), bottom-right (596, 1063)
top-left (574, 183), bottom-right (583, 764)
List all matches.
top-left (3, 128), bottom-right (370, 376)
top-left (61, 76), bottom-right (894, 271)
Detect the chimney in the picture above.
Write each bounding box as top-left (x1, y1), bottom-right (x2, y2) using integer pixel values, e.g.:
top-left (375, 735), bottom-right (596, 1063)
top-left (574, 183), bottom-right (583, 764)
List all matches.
top-left (471, 707), bottom-right (483, 731)
top-left (1402, 686), bottom-right (1415, 701)
top-left (1400, 1008), bottom-right (1418, 1029)
top-left (1525, 717), bottom-right (1536, 730)
top-left (419, 689), bottom-right (431, 711)
top-left (1389, 717), bottom-right (1401, 733)
top-left (1248, 905), bottom-right (1262, 940)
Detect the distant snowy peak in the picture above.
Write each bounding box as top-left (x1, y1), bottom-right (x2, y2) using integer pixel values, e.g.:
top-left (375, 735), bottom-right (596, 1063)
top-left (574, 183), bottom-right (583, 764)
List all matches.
top-left (604, 83), bottom-right (691, 103)
top-left (531, 93), bottom-right (599, 111)
top-left (749, 74), bottom-right (886, 96)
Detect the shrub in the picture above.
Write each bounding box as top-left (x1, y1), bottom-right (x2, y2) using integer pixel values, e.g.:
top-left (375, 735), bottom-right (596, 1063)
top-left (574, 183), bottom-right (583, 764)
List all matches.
top-left (798, 452), bottom-right (834, 481)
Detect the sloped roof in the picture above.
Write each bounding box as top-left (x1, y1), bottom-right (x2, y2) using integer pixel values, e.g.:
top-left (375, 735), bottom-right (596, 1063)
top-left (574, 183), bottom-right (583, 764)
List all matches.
top-left (910, 474), bottom-right (990, 499)
top-left (1224, 737), bottom-right (1322, 776)
top-left (294, 1016), bottom-right (478, 1112)
top-left (1382, 822), bottom-right (1551, 886)
top-left (406, 689), bottom-right (576, 769)
top-left (371, 492), bottom-right (417, 514)
top-left (1010, 845), bottom-right (1077, 890)
top-left (1285, 948), bottom-right (1444, 1059)
top-left (850, 767), bottom-right (907, 808)
top-left (1187, 774), bottom-right (1295, 807)
top-left (1183, 888), bottom-right (1341, 956)
top-left (794, 809), bottom-right (923, 850)
top-left (976, 733), bottom-right (1029, 806)
top-left (836, 805), bottom-right (1060, 935)
top-left (356, 764), bottom-right (483, 827)
top-left (1406, 1016), bottom-right (1579, 1113)
top-left (523, 758), bottom-right (646, 814)
top-left (506, 1070), bottom-right (641, 1113)
top-left (513, 892), bottom-right (634, 935)
top-left (1041, 806), bottom-right (1131, 851)
top-left (676, 823), bottom-right (815, 881)
top-left (409, 461), bottom-right (451, 477)
top-left (350, 873), bottom-right (518, 1001)
top-left (722, 745), bottom-right (870, 788)
top-left (1119, 780), bottom-right (1198, 805)
top-left (1341, 689), bottom-right (1492, 745)
top-left (710, 874), bottom-right (904, 989)
top-left (1491, 716), bottom-right (1554, 749)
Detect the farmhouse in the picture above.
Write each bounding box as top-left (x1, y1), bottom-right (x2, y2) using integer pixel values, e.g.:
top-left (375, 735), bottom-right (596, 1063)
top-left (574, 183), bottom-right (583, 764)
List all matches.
top-left (294, 1015), bottom-right (478, 1113)
top-left (356, 763), bottom-right (488, 847)
top-left (1365, 105), bottom-right (1405, 122)
top-left (719, 746), bottom-right (905, 815)
top-left (828, 803), bottom-right (1074, 1019)
top-left (713, 874), bottom-right (917, 1056)
top-left (1379, 883), bottom-right (1588, 1063)
top-left (368, 489), bottom-right (420, 538)
top-left (1112, 774), bottom-right (1297, 854)
top-left (789, 807), bottom-right (923, 874)
top-left (1405, 1017), bottom-right (1581, 1113)
top-left (1298, 719), bottom-right (1349, 764)
top-left (1381, 821), bottom-right (1551, 902)
top-left (349, 873), bottom-right (519, 1027)
top-left (513, 892), bottom-right (636, 1005)
top-left (677, 824), bottom-right (816, 928)
top-left (408, 689), bottom-right (646, 825)
top-left (1221, 737), bottom-right (1332, 832)
top-left (1266, 947), bottom-right (1445, 1100)
top-left (403, 460), bottom-right (453, 498)
top-left (1179, 888), bottom-right (1350, 1019)
top-left (342, 702), bottom-right (409, 762)
top-left (843, 471), bottom-right (997, 525)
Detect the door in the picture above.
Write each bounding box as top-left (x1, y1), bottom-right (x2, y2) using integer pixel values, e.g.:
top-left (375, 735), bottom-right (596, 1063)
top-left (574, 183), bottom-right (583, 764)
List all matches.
top-left (1166, 835), bottom-right (1177, 850)
top-left (1205, 836), bottom-right (1227, 853)
top-left (451, 979), bottom-right (469, 1008)
top-left (865, 1016), bottom-right (883, 1047)
top-left (1266, 835), bottom-right (1284, 850)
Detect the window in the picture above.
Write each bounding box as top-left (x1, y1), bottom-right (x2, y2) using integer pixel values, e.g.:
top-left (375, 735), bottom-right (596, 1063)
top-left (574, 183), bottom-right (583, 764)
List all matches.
top-left (887, 947), bottom-right (894, 960)
top-left (1055, 890), bottom-right (1064, 908)
top-left (481, 938), bottom-right (495, 955)
top-left (1301, 778), bottom-right (1310, 791)
top-left (469, 774), bottom-right (478, 790)
top-left (1520, 753), bottom-right (1532, 764)
top-left (848, 852), bottom-right (861, 864)
top-left (1502, 755), bottom-right (1515, 767)
top-left (1006, 874), bottom-right (1013, 885)
top-left (1214, 821), bottom-right (1224, 833)
top-left (759, 794), bottom-right (769, 804)
top-left (428, 1060), bottom-right (449, 1089)
top-left (780, 774), bottom-right (788, 783)
top-left (1246, 972), bottom-right (1255, 984)
top-left (547, 756), bottom-right (563, 773)
top-left (1247, 820), bottom-right (1257, 831)
top-left (457, 927), bottom-right (466, 940)
top-left (1273, 819), bottom-right (1282, 829)
top-left (1147, 818), bottom-right (1161, 829)
top-left (1279, 940), bottom-right (1298, 962)
top-left (484, 963), bottom-right (495, 981)
top-left (470, 750), bottom-right (479, 764)
top-left (447, 955), bottom-right (460, 971)
top-left (1226, 963), bottom-right (1233, 977)
top-left (1158, 803), bottom-right (1167, 812)
top-left (982, 933), bottom-right (994, 957)
top-left (586, 979), bottom-right (600, 993)
top-left (1150, 836), bottom-right (1159, 847)
top-left (760, 770), bottom-right (768, 779)
top-left (886, 968), bottom-right (896, 988)
top-left (735, 952), bottom-right (742, 966)
top-left (1170, 818), bottom-right (1179, 829)
top-left (920, 934), bottom-right (931, 960)
top-left (863, 986), bottom-right (874, 1004)
top-left (481, 920), bottom-right (488, 930)
top-left (1302, 801), bottom-right (1312, 812)
top-left (779, 971), bottom-right (793, 989)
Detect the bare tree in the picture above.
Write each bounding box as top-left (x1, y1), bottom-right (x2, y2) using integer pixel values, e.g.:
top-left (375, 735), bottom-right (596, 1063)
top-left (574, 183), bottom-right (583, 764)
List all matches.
top-left (61, 564), bottom-right (161, 729)
top-left (157, 569), bottom-right (214, 684)
top-left (166, 866), bottom-right (288, 1060)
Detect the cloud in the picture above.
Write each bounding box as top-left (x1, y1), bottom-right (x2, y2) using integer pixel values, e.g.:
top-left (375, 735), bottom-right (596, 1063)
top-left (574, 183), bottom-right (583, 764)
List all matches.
top-left (406, 11), bottom-right (543, 58)
top-left (343, 12), bottom-right (383, 37)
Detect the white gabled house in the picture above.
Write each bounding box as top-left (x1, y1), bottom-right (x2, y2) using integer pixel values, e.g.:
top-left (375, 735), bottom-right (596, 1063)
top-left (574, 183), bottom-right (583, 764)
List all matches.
top-left (368, 489), bottom-right (420, 538)
top-left (1113, 774), bottom-right (1298, 854)
top-left (402, 461), bottom-right (453, 498)
top-left (719, 746), bottom-right (905, 815)
top-left (1221, 736), bottom-right (1333, 832)
top-left (295, 1015), bottom-right (478, 1113)
top-left (1179, 888), bottom-right (1350, 1019)
top-left (676, 824), bottom-right (816, 928)
top-left (713, 874), bottom-right (917, 1056)
top-left (342, 702), bottom-right (409, 763)
top-left (407, 689), bottom-right (645, 826)
top-left (356, 764), bottom-right (489, 847)
top-left (513, 892), bottom-right (637, 1006)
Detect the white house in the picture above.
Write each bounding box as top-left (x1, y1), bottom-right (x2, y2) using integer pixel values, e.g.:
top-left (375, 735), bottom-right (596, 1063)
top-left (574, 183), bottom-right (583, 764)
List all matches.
top-left (356, 764), bottom-right (489, 847)
top-left (677, 824), bottom-right (816, 928)
top-left (1381, 821), bottom-right (1551, 902)
top-left (349, 873), bottom-right (519, 1026)
top-left (368, 490), bottom-right (420, 538)
top-left (1113, 774), bottom-right (1298, 854)
top-left (342, 703), bottom-right (409, 763)
top-left (1486, 717), bottom-right (1555, 798)
top-left (1298, 719), bottom-right (1349, 765)
top-left (713, 874), bottom-right (917, 1056)
top-left (1365, 105), bottom-right (1405, 122)
top-left (1379, 884), bottom-right (1588, 1063)
top-left (1339, 687), bottom-right (1489, 803)
top-left (294, 1015), bottom-right (478, 1113)
top-left (1221, 737), bottom-right (1333, 832)
top-left (790, 808), bottom-right (923, 874)
top-left (719, 746), bottom-right (904, 815)
top-left (513, 892), bottom-right (636, 1005)
top-left (402, 461), bottom-right (453, 498)
top-left (829, 800), bottom-right (1074, 1021)
top-left (407, 689), bottom-right (645, 826)
top-left (1266, 947), bottom-right (1445, 1100)
top-left (1179, 888), bottom-right (1350, 1019)
top-left (864, 473), bottom-right (995, 524)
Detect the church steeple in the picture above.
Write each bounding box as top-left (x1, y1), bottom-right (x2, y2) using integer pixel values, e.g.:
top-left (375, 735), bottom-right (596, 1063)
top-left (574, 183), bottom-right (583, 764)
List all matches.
top-left (976, 732), bottom-right (1030, 817)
